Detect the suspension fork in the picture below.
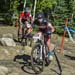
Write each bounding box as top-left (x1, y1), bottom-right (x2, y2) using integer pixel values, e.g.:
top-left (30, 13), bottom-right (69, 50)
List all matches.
top-left (40, 44), bottom-right (43, 59)
top-left (41, 43), bottom-right (46, 59)
top-left (43, 36), bottom-right (47, 57)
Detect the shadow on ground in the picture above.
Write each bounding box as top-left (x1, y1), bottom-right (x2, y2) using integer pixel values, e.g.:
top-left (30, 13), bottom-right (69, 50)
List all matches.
top-left (13, 54), bottom-right (35, 74)
top-left (64, 55), bottom-right (75, 60)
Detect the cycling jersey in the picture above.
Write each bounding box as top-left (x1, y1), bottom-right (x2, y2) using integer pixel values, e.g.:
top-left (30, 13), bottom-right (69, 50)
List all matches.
top-left (20, 12), bottom-right (32, 23)
top-left (34, 19), bottom-right (52, 35)
top-left (34, 19), bottom-right (52, 29)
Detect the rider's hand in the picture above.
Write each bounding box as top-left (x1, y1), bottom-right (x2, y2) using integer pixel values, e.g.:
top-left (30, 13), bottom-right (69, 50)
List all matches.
top-left (47, 30), bottom-right (52, 35)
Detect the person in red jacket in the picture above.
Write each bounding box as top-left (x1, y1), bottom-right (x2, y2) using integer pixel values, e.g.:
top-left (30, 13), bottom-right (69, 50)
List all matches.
top-left (19, 7), bottom-right (33, 38)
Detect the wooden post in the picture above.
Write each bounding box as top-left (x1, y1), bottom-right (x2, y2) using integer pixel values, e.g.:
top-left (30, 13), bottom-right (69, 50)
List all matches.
top-left (15, 19), bottom-right (19, 29)
top-left (60, 18), bottom-right (68, 53)
top-left (33, 0), bottom-right (37, 20)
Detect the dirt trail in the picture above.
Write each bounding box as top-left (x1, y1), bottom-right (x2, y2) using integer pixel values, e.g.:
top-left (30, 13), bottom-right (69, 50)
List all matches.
top-left (0, 26), bottom-right (75, 75)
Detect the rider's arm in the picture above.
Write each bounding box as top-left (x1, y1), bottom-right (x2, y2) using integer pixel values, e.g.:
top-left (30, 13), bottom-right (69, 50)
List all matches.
top-left (29, 13), bottom-right (32, 19)
top-left (48, 23), bottom-right (55, 33)
top-left (19, 12), bottom-right (24, 25)
top-left (29, 13), bottom-right (34, 24)
top-left (19, 17), bottom-right (23, 25)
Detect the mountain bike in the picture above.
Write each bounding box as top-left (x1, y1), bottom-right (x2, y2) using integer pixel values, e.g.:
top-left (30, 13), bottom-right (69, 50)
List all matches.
top-left (21, 23), bottom-right (33, 47)
top-left (18, 23), bottom-right (33, 47)
top-left (31, 33), bottom-right (62, 74)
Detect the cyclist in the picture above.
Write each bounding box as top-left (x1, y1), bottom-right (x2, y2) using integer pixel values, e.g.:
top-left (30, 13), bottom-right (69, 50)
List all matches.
top-left (19, 7), bottom-right (33, 38)
top-left (33, 12), bottom-right (55, 60)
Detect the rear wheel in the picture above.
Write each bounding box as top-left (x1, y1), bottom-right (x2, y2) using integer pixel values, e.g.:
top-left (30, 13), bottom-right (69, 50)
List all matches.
top-left (31, 43), bottom-right (45, 74)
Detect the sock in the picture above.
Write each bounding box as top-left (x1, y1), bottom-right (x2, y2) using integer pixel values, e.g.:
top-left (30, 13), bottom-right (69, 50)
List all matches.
top-left (48, 50), bottom-right (53, 56)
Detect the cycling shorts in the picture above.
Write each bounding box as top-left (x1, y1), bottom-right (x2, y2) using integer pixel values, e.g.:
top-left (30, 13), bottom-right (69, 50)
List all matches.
top-left (39, 28), bottom-right (51, 37)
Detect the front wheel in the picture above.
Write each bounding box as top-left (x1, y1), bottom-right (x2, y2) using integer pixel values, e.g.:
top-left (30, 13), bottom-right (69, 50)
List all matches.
top-left (31, 43), bottom-right (45, 74)
top-left (21, 33), bottom-right (33, 47)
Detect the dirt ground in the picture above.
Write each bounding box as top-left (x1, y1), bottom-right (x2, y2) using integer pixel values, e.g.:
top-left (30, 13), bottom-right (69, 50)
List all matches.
top-left (0, 26), bottom-right (75, 75)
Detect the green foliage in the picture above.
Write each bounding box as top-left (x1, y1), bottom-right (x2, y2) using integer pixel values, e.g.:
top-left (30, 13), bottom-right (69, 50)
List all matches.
top-left (51, 0), bottom-right (75, 34)
top-left (36, 0), bottom-right (57, 12)
top-left (0, 0), bottom-right (10, 13)
top-left (33, 25), bottom-right (39, 32)
top-left (1, 0), bottom-right (75, 35)
top-left (6, 0), bottom-right (20, 25)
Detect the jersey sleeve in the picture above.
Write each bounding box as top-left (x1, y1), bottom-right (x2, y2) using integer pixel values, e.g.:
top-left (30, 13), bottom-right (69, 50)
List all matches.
top-left (29, 13), bottom-right (32, 19)
top-left (20, 12), bottom-right (24, 18)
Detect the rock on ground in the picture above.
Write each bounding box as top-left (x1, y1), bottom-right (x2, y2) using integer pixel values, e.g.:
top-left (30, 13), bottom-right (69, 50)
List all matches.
top-left (0, 66), bottom-right (8, 75)
top-left (8, 73), bottom-right (19, 75)
top-left (2, 33), bottom-right (13, 38)
top-left (0, 71), bottom-right (6, 75)
top-left (0, 37), bottom-right (16, 47)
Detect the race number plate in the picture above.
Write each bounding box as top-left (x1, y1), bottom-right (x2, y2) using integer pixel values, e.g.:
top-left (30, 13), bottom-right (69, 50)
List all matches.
top-left (33, 34), bottom-right (40, 42)
top-left (26, 24), bottom-right (31, 28)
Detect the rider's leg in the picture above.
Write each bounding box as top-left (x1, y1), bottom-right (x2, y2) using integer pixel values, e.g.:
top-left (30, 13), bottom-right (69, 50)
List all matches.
top-left (46, 36), bottom-right (53, 60)
top-left (19, 24), bottom-right (23, 37)
top-left (25, 27), bottom-right (33, 38)
top-left (25, 21), bottom-right (33, 34)
top-left (37, 32), bottom-right (42, 39)
top-left (27, 27), bottom-right (33, 34)
top-left (37, 32), bottom-right (42, 59)
top-left (46, 36), bottom-right (51, 50)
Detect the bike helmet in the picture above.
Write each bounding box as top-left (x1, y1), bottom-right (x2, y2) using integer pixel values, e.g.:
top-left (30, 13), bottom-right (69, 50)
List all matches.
top-left (37, 12), bottom-right (44, 19)
top-left (24, 7), bottom-right (31, 13)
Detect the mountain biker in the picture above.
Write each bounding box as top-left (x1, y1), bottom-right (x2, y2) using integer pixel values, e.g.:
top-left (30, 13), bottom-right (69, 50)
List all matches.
top-left (19, 7), bottom-right (33, 38)
top-left (33, 12), bottom-right (55, 60)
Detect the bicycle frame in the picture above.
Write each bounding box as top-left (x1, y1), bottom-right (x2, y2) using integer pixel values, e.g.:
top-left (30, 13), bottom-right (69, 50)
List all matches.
top-left (33, 33), bottom-right (48, 60)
